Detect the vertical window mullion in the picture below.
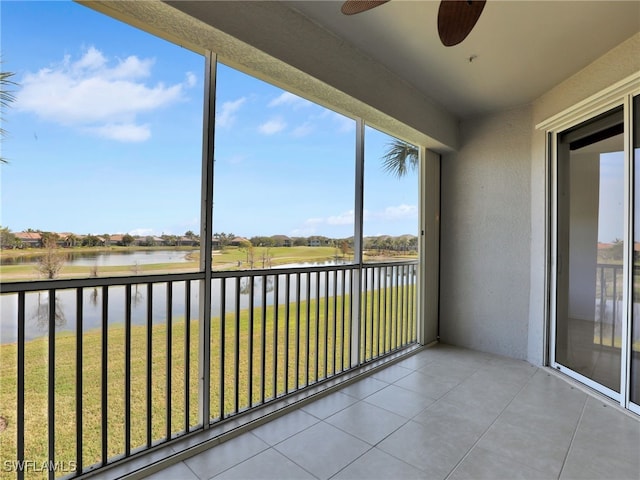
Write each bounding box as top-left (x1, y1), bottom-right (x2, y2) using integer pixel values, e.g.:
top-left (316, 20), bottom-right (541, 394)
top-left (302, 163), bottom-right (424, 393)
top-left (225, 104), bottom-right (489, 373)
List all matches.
top-left (198, 51), bottom-right (216, 429)
top-left (351, 118), bottom-right (365, 367)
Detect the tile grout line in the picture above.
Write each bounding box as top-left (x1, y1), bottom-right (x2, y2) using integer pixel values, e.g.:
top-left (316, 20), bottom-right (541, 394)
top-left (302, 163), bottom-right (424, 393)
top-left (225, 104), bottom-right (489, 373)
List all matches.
top-left (442, 365), bottom-right (540, 480)
top-left (556, 394), bottom-right (589, 480)
top-left (326, 361), bottom-right (433, 478)
top-left (326, 354), bottom-right (492, 477)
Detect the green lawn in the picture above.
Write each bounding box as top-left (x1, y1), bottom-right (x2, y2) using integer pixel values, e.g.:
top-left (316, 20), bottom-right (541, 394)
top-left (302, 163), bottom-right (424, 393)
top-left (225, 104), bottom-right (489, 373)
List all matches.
top-left (0, 287), bottom-right (416, 479)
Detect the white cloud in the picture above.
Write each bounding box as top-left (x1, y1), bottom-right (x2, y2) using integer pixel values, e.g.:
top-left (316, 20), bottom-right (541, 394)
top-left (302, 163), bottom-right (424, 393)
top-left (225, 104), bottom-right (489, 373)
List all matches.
top-left (258, 117), bottom-right (287, 135)
top-left (327, 210), bottom-right (354, 225)
top-left (14, 46), bottom-right (189, 142)
top-left (217, 97), bottom-right (246, 128)
top-left (268, 91), bottom-right (313, 109)
top-left (301, 210), bottom-right (355, 229)
top-left (223, 153), bottom-right (248, 165)
top-left (185, 72), bottom-right (197, 88)
top-left (86, 123), bottom-right (151, 142)
top-left (292, 122), bottom-right (314, 138)
top-left (129, 228), bottom-right (155, 236)
top-left (378, 204), bottom-right (418, 220)
top-left (298, 205), bottom-right (414, 234)
top-left (333, 113), bottom-right (355, 133)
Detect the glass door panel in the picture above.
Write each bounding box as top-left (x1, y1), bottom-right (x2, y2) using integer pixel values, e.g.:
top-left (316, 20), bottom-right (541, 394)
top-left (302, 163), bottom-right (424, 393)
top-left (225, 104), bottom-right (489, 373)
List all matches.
top-left (556, 106), bottom-right (624, 393)
top-left (632, 95), bottom-right (640, 407)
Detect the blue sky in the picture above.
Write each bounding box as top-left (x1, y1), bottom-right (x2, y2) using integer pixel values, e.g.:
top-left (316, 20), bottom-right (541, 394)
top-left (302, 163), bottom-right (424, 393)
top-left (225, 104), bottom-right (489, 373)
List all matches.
top-left (1, 0), bottom-right (418, 239)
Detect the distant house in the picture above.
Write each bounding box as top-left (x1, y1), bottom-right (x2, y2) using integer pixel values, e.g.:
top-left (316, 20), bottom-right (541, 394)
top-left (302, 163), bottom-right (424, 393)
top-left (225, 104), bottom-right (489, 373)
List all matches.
top-left (271, 235), bottom-right (292, 247)
top-left (307, 236), bottom-right (330, 247)
top-left (178, 236), bottom-right (199, 247)
top-left (231, 237), bottom-right (250, 247)
top-left (14, 231), bottom-right (42, 248)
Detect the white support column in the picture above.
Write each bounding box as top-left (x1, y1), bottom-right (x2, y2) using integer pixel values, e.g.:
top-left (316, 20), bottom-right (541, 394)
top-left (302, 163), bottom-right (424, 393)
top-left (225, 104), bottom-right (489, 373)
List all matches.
top-left (198, 51), bottom-right (216, 428)
top-left (419, 148), bottom-right (440, 345)
top-left (351, 118), bottom-right (365, 367)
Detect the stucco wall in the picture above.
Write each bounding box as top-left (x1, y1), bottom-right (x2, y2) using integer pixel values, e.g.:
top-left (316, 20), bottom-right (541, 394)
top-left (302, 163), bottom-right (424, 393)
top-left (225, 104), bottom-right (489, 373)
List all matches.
top-left (440, 106), bottom-right (533, 360)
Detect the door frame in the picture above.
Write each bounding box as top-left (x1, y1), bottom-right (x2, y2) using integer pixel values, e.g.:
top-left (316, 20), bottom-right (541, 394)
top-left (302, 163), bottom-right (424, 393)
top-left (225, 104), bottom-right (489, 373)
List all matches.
top-left (537, 72), bottom-right (640, 412)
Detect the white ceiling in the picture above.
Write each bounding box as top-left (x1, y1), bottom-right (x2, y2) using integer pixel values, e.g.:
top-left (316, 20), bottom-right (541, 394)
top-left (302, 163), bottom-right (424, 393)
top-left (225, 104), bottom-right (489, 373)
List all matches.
top-left (285, 0), bottom-right (640, 118)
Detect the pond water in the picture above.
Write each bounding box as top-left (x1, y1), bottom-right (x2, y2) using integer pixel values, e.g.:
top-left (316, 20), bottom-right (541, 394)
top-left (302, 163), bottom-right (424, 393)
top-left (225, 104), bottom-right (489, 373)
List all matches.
top-left (0, 256), bottom-right (417, 345)
top-left (1, 249), bottom-right (198, 266)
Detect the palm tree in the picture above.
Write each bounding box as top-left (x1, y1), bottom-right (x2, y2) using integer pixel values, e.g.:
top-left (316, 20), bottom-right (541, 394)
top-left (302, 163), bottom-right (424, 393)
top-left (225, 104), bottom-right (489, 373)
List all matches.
top-left (1, 69), bottom-right (17, 164)
top-left (381, 140), bottom-right (419, 178)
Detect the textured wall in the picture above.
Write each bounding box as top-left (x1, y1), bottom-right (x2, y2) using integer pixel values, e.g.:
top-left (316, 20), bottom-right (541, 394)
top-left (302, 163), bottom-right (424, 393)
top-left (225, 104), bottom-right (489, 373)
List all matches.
top-left (440, 106), bottom-right (533, 360)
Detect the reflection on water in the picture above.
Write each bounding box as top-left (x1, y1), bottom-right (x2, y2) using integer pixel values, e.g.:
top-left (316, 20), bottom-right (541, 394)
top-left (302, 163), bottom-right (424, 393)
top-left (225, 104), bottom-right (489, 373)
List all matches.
top-left (0, 249), bottom-right (198, 266)
top-left (0, 264), bottom-right (416, 345)
top-left (31, 292), bottom-right (67, 331)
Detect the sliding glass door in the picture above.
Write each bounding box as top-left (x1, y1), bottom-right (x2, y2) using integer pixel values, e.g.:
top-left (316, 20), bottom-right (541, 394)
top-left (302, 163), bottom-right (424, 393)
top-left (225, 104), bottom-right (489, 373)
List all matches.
top-left (555, 106), bottom-right (625, 397)
top-left (631, 95), bottom-right (640, 412)
top-left (552, 90), bottom-right (640, 413)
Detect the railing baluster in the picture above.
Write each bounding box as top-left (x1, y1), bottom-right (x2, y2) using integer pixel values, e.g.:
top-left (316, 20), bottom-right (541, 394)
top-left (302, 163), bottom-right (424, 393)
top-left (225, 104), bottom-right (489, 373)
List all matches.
top-left (219, 278), bottom-right (226, 420)
top-left (295, 273), bottom-right (300, 390)
top-left (401, 265), bottom-right (406, 346)
top-left (362, 267), bottom-right (368, 362)
top-left (146, 283), bottom-right (153, 448)
top-left (125, 284), bottom-right (132, 456)
top-left (48, 289), bottom-right (55, 480)
top-left (373, 267), bottom-right (378, 355)
top-left (383, 266), bottom-right (388, 353)
top-left (185, 280), bottom-right (191, 431)
top-left (369, 267), bottom-right (375, 358)
top-left (324, 270), bottom-right (329, 378)
top-left (413, 265), bottom-right (417, 340)
top-left (396, 267), bottom-right (401, 350)
top-left (284, 274), bottom-right (291, 394)
top-left (332, 270), bottom-right (338, 377)
top-left (272, 274), bottom-right (279, 399)
top-left (75, 288), bottom-right (83, 474)
top-left (347, 269), bottom-right (353, 369)
top-left (17, 292), bottom-right (25, 480)
top-left (339, 269), bottom-right (345, 374)
top-left (306, 272), bottom-right (311, 386)
top-left (248, 276), bottom-right (254, 407)
top-left (599, 266), bottom-right (605, 344)
top-left (612, 266), bottom-right (617, 347)
top-left (166, 282), bottom-right (173, 440)
top-left (234, 277), bottom-right (241, 414)
top-left (261, 274), bottom-right (267, 404)
top-left (315, 271), bottom-right (320, 382)
top-left (101, 285), bottom-right (108, 465)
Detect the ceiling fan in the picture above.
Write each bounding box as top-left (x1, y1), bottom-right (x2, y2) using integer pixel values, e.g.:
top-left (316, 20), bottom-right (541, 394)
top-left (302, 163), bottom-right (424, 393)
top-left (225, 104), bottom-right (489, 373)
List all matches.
top-left (340, 0), bottom-right (487, 47)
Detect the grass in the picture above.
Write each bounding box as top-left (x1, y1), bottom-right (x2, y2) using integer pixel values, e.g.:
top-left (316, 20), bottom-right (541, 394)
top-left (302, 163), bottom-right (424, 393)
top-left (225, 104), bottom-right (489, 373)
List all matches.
top-left (0, 286), bottom-right (416, 479)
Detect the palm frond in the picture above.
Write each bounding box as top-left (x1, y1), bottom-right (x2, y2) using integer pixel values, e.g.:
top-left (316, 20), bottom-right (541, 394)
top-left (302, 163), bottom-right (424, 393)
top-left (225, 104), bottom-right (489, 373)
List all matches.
top-left (1, 70), bottom-right (18, 164)
top-left (381, 140), bottom-right (419, 178)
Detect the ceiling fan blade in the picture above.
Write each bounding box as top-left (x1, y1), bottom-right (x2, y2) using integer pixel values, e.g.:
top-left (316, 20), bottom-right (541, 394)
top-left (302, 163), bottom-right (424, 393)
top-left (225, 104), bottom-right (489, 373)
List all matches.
top-left (341, 0), bottom-right (390, 15)
top-left (438, 0), bottom-right (487, 47)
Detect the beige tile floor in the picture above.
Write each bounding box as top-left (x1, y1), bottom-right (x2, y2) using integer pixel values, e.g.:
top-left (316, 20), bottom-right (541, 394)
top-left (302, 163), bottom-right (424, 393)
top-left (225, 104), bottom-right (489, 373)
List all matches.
top-left (103, 344), bottom-right (640, 480)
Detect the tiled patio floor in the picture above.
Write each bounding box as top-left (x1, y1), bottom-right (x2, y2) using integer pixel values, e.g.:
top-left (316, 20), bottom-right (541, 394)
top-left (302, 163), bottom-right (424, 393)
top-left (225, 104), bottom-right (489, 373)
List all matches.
top-left (109, 344), bottom-right (640, 480)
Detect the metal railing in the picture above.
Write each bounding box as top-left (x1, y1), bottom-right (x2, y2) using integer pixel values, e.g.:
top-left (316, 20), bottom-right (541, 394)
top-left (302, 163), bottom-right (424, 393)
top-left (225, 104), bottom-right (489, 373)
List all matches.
top-left (0, 260), bottom-right (417, 479)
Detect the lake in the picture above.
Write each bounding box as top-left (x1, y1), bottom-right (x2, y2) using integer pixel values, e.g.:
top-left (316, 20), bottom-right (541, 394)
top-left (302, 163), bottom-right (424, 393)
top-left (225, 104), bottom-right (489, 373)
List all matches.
top-left (0, 253), bottom-right (416, 345)
top-left (0, 249), bottom-right (198, 266)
